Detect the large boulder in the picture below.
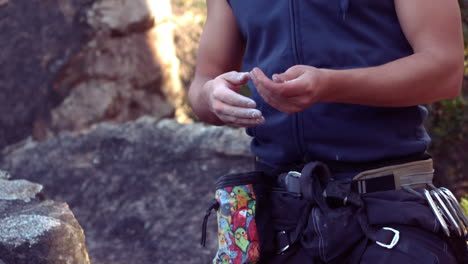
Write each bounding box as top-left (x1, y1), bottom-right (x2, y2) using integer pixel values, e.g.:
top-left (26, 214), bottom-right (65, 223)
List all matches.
top-left (0, 176), bottom-right (90, 264)
top-left (0, 118), bottom-right (254, 264)
top-left (52, 0), bottom-right (173, 133)
top-left (0, 0), bottom-right (93, 149)
top-left (0, 0), bottom-right (174, 149)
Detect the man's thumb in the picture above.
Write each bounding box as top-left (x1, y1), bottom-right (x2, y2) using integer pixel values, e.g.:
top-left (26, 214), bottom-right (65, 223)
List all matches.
top-left (224, 71), bottom-right (250, 86)
top-left (273, 67), bottom-right (302, 83)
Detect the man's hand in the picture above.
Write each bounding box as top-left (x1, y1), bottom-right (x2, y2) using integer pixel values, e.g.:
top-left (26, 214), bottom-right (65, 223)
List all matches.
top-left (207, 71), bottom-right (265, 127)
top-left (250, 66), bottom-right (324, 114)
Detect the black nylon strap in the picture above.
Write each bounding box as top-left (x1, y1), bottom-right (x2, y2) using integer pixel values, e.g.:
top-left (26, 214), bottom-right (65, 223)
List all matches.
top-left (351, 174), bottom-right (396, 194)
top-left (324, 153), bottom-right (431, 173)
top-left (274, 202), bottom-right (313, 255)
top-left (255, 153), bottom-right (431, 175)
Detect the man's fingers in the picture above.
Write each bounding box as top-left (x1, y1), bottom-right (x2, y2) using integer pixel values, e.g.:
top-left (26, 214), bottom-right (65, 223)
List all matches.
top-left (274, 65), bottom-right (304, 83)
top-left (251, 68), bottom-right (288, 95)
top-left (221, 71), bottom-right (250, 86)
top-left (251, 68), bottom-right (281, 88)
top-left (250, 66), bottom-right (319, 114)
top-left (277, 78), bottom-right (307, 97)
top-left (209, 71), bottom-right (266, 125)
top-left (251, 67), bottom-right (289, 106)
top-left (218, 113), bottom-right (265, 127)
top-left (213, 86), bottom-right (256, 108)
top-left (252, 67), bottom-right (307, 97)
top-left (212, 100), bottom-right (263, 119)
top-left (278, 65), bottom-right (305, 82)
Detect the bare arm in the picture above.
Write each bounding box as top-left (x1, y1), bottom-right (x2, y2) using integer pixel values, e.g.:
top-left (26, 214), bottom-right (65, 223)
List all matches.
top-left (251, 0), bottom-right (464, 113)
top-left (188, 0), bottom-right (264, 126)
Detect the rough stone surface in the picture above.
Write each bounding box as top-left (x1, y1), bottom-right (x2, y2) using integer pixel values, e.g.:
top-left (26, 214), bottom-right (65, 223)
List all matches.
top-left (0, 0), bottom-right (173, 149)
top-left (0, 179), bottom-right (90, 264)
top-left (0, 215), bottom-right (61, 247)
top-left (1, 118), bottom-right (254, 264)
top-left (87, 0), bottom-right (154, 34)
top-left (0, 170), bottom-right (9, 180)
top-left (50, 0), bottom-right (174, 135)
top-left (51, 32), bottom-right (171, 132)
top-left (0, 179), bottom-right (43, 202)
top-left (0, 0), bottom-right (93, 149)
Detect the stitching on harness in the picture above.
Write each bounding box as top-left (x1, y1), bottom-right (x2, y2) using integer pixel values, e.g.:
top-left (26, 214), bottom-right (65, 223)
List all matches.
top-left (313, 207), bottom-right (325, 261)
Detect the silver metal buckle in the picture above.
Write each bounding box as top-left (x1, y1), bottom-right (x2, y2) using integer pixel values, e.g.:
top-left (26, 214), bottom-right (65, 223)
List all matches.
top-left (376, 227), bottom-right (400, 249)
top-left (276, 231), bottom-right (290, 255)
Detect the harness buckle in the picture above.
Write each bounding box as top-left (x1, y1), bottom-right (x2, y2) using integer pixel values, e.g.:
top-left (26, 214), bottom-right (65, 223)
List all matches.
top-left (276, 231), bottom-right (290, 255)
top-left (376, 227), bottom-right (400, 249)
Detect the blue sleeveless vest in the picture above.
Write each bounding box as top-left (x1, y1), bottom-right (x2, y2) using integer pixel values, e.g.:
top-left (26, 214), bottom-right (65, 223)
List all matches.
top-left (227, 0), bottom-right (430, 169)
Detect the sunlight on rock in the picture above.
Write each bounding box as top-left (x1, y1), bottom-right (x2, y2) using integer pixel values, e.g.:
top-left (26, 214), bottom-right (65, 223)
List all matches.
top-left (0, 179), bottom-right (43, 202)
top-left (145, 0), bottom-right (191, 123)
top-left (0, 215), bottom-right (61, 247)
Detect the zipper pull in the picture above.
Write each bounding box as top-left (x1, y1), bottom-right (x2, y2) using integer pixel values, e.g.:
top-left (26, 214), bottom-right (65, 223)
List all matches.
top-left (340, 0), bottom-right (350, 21)
top-left (200, 199), bottom-right (220, 247)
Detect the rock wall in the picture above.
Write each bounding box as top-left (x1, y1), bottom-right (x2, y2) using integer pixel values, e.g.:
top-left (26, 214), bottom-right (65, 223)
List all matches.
top-left (0, 0), bottom-right (93, 149)
top-left (1, 118), bottom-right (254, 264)
top-left (0, 0), bottom-right (250, 262)
top-left (0, 0), bottom-right (183, 150)
top-left (53, 0), bottom-right (177, 133)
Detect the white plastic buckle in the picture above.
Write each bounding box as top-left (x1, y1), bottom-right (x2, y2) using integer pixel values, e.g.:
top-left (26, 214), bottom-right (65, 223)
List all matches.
top-left (376, 227), bottom-right (400, 249)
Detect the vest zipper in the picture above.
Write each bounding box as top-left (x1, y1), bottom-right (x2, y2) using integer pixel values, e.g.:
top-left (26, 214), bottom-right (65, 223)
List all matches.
top-left (289, 0), bottom-right (306, 159)
top-left (289, 0), bottom-right (302, 65)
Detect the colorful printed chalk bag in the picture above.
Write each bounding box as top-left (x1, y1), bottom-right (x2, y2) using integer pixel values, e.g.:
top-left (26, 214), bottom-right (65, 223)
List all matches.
top-left (200, 170), bottom-right (311, 264)
top-left (201, 172), bottom-right (265, 264)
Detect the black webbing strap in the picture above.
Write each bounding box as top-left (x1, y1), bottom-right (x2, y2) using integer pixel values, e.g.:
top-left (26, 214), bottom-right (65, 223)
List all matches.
top-left (324, 153), bottom-right (431, 173)
top-left (350, 174), bottom-right (396, 194)
top-left (256, 155), bottom-right (431, 195)
top-left (275, 202), bottom-right (313, 255)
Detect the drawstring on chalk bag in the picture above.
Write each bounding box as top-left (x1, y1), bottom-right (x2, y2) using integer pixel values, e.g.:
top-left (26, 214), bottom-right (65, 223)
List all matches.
top-left (200, 199), bottom-right (219, 247)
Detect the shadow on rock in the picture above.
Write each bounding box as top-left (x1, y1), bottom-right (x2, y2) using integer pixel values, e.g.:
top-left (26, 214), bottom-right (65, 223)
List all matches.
top-left (1, 118), bottom-right (254, 264)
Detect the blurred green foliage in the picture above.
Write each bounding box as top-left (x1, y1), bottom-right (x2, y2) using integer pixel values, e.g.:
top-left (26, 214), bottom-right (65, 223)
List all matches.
top-left (462, 197), bottom-right (468, 216)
